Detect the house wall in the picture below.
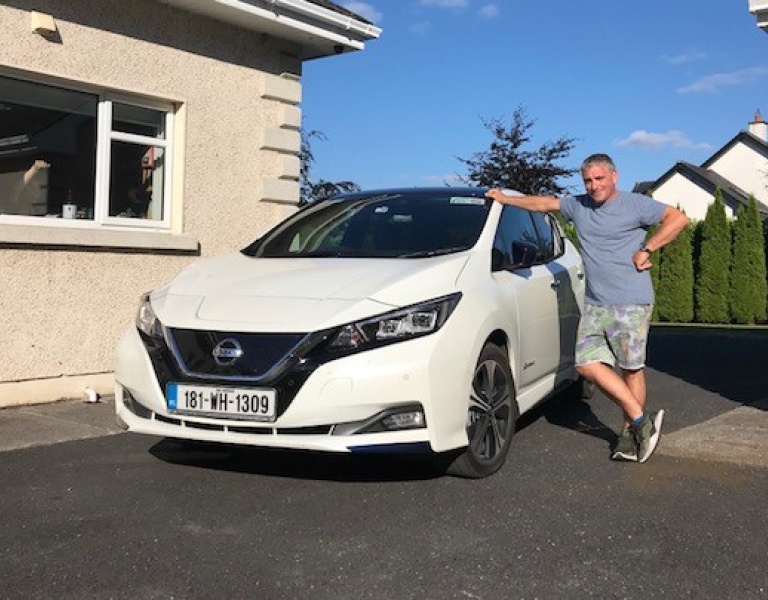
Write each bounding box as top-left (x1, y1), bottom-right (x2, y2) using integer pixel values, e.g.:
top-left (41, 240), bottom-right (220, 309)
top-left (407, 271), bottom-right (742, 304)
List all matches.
top-left (707, 141), bottom-right (768, 206)
top-left (0, 0), bottom-right (304, 406)
top-left (652, 174), bottom-right (738, 221)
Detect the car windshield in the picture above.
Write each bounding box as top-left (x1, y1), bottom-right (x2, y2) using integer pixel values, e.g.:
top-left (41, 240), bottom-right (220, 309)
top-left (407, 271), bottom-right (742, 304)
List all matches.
top-left (245, 191), bottom-right (491, 259)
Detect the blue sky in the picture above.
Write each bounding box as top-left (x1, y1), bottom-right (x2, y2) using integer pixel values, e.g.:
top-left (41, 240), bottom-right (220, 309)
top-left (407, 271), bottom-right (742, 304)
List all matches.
top-left (302, 0), bottom-right (768, 195)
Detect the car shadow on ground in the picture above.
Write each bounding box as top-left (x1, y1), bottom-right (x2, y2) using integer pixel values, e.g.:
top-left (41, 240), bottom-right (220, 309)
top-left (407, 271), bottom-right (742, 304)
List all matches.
top-left (149, 438), bottom-right (451, 482)
top-left (149, 384), bottom-right (616, 481)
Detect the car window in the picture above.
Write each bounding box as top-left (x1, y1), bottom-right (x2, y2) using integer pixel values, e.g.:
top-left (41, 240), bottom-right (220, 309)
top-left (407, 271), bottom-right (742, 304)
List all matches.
top-left (493, 205), bottom-right (541, 261)
top-left (529, 212), bottom-right (557, 261)
top-left (250, 192), bottom-right (490, 258)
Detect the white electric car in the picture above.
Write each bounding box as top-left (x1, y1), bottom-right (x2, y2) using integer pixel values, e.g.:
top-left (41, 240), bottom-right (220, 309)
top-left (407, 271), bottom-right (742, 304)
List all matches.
top-left (115, 187), bottom-right (586, 477)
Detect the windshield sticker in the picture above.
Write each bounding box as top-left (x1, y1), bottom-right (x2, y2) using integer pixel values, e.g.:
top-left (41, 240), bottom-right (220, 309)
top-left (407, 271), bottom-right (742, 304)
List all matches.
top-left (374, 206), bottom-right (389, 213)
top-left (450, 197), bottom-right (486, 206)
top-left (392, 214), bottom-right (413, 223)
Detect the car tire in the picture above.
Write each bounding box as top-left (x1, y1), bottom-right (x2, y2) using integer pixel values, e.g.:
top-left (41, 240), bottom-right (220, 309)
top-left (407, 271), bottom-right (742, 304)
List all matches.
top-left (446, 342), bottom-right (518, 478)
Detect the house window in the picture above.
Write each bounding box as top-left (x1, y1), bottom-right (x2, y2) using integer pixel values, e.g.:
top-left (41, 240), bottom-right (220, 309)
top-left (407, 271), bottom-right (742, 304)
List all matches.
top-left (0, 74), bottom-right (173, 229)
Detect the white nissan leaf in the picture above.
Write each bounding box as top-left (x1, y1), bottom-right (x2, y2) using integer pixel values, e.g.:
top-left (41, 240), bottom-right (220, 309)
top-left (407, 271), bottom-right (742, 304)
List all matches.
top-left (115, 187), bottom-right (586, 477)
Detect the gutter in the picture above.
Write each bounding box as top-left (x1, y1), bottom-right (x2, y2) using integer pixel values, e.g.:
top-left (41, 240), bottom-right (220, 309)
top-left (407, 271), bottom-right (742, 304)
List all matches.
top-left (269, 0), bottom-right (381, 39)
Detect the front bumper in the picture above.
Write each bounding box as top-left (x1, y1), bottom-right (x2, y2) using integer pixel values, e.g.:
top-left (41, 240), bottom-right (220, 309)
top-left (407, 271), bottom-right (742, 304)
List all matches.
top-left (115, 326), bottom-right (472, 454)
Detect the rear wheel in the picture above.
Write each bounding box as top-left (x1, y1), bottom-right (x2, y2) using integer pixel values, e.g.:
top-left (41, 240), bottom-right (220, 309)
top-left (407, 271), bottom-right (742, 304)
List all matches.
top-left (446, 343), bottom-right (518, 478)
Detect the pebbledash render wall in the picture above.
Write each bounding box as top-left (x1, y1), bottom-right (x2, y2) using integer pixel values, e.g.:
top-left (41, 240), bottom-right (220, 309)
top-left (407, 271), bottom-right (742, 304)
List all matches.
top-left (0, 0), bottom-right (306, 407)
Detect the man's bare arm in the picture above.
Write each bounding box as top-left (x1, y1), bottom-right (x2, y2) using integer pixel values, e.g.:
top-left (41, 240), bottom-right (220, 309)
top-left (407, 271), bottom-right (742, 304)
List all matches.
top-left (485, 188), bottom-right (561, 213)
top-left (632, 206), bottom-right (690, 271)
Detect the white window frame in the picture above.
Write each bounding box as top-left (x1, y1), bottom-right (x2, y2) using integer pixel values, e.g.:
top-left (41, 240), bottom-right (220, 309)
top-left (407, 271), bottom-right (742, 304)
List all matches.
top-left (97, 93), bottom-right (174, 230)
top-left (0, 74), bottom-right (176, 233)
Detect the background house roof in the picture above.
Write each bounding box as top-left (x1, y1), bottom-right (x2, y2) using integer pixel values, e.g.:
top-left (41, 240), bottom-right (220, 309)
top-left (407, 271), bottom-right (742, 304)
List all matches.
top-left (653, 161), bottom-right (768, 217)
top-left (701, 130), bottom-right (768, 170)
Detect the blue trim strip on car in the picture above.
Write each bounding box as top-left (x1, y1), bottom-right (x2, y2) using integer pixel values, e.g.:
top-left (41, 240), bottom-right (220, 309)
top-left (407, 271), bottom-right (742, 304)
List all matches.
top-left (347, 442), bottom-right (433, 454)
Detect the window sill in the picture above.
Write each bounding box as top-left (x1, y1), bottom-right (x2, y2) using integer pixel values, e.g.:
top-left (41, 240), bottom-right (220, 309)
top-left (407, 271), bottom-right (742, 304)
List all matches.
top-left (0, 223), bottom-right (199, 253)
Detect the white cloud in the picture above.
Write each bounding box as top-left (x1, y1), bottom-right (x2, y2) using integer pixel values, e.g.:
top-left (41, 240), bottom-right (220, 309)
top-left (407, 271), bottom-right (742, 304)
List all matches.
top-left (614, 130), bottom-right (712, 151)
top-left (420, 0), bottom-right (469, 7)
top-left (341, 1), bottom-right (382, 23)
top-left (662, 51), bottom-right (707, 66)
top-left (479, 4), bottom-right (500, 19)
top-left (677, 67), bottom-right (768, 93)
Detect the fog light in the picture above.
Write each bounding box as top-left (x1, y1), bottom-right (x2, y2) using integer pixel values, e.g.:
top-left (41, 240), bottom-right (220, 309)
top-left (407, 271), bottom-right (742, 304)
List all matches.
top-left (332, 404), bottom-right (427, 435)
top-left (381, 411), bottom-right (425, 430)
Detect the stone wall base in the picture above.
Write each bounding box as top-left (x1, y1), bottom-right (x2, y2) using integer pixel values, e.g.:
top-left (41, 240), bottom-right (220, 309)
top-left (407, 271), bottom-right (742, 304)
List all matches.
top-left (0, 373), bottom-right (115, 409)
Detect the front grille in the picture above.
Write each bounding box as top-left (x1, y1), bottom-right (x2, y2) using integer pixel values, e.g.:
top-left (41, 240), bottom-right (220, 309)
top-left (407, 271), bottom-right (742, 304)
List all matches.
top-left (168, 328), bottom-right (307, 380)
top-left (139, 328), bottom-right (322, 420)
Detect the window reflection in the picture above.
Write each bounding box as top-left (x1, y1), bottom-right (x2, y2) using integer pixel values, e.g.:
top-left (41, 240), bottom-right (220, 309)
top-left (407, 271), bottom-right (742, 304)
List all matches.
top-left (109, 103), bottom-right (166, 220)
top-left (109, 142), bottom-right (165, 220)
top-left (0, 77), bottom-right (97, 219)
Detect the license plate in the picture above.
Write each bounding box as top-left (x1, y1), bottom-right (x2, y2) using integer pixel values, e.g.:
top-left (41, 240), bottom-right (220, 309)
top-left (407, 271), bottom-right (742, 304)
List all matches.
top-left (166, 383), bottom-right (276, 421)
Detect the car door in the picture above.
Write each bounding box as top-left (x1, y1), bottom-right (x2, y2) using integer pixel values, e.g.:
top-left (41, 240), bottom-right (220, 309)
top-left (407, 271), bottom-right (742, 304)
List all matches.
top-left (530, 212), bottom-right (583, 372)
top-left (491, 206), bottom-right (561, 389)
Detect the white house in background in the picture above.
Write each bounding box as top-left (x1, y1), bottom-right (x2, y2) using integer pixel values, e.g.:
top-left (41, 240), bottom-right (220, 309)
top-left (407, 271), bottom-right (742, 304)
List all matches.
top-left (0, 0), bottom-right (380, 408)
top-left (639, 112), bottom-right (768, 221)
top-left (749, 0), bottom-right (768, 33)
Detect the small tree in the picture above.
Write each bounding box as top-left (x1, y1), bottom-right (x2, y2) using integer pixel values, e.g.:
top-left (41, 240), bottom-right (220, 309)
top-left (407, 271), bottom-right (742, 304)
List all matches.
top-left (656, 223), bottom-right (694, 322)
top-left (729, 196), bottom-right (767, 324)
top-left (300, 129), bottom-right (359, 204)
top-left (457, 107), bottom-right (578, 195)
top-left (695, 189), bottom-right (730, 323)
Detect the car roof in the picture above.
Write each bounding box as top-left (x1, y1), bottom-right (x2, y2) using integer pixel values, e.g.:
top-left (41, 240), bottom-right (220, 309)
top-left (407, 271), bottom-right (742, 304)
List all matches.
top-left (327, 187), bottom-right (491, 201)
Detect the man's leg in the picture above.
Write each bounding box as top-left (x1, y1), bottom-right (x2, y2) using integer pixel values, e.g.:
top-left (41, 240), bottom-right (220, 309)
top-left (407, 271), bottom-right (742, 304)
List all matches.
top-left (576, 361), bottom-right (643, 421)
top-left (575, 304), bottom-right (662, 462)
top-left (609, 306), bottom-right (662, 463)
top-left (621, 368), bottom-right (646, 427)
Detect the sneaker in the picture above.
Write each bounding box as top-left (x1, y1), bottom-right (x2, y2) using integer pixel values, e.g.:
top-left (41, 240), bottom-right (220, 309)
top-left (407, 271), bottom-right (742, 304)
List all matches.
top-left (611, 427), bottom-right (637, 461)
top-left (630, 409), bottom-right (665, 463)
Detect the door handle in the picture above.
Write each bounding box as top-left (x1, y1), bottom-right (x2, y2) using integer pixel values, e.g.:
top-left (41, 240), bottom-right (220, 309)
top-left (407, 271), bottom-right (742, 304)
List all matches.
top-left (551, 280), bottom-right (561, 289)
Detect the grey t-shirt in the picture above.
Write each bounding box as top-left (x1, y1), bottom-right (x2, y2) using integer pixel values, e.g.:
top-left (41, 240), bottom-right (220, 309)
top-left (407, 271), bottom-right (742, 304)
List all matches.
top-left (560, 191), bottom-right (667, 305)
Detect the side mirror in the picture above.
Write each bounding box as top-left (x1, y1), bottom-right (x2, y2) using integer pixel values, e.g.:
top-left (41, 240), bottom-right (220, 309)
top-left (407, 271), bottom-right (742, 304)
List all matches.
top-left (510, 240), bottom-right (538, 269)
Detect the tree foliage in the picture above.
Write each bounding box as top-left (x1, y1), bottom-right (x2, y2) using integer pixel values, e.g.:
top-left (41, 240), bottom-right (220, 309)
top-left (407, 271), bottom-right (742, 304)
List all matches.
top-left (695, 189), bottom-right (730, 323)
top-left (300, 129), bottom-right (360, 205)
top-left (457, 107), bottom-right (578, 196)
top-left (729, 196), bottom-right (767, 324)
top-left (647, 224), bottom-right (661, 321)
top-left (656, 223), bottom-right (694, 322)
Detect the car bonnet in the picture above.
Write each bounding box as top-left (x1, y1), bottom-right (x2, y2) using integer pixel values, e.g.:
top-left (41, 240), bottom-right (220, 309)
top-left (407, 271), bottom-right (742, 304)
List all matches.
top-left (153, 251), bottom-right (471, 331)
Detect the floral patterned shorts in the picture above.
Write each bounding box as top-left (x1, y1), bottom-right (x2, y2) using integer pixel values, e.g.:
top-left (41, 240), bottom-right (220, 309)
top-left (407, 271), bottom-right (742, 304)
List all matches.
top-left (575, 304), bottom-right (653, 371)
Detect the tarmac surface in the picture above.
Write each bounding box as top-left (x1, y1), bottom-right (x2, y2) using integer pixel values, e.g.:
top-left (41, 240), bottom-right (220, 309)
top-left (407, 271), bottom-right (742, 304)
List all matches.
top-left (1, 391), bottom-right (767, 468)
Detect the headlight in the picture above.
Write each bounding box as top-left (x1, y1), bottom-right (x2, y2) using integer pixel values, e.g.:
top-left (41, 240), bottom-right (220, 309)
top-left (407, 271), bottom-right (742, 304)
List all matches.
top-left (135, 293), bottom-right (163, 339)
top-left (327, 293), bottom-right (461, 352)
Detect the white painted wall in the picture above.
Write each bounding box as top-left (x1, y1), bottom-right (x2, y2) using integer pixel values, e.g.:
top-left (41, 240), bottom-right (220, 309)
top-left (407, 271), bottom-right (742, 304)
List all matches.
top-left (652, 173), bottom-right (741, 220)
top-left (707, 141), bottom-right (768, 205)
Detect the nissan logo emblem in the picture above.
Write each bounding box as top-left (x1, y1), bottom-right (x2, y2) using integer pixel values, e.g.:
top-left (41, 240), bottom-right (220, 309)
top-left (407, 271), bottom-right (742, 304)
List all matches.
top-left (212, 338), bottom-right (244, 367)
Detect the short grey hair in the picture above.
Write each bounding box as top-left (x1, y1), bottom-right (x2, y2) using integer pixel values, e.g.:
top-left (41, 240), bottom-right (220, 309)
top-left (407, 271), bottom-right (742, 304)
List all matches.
top-left (581, 153), bottom-right (616, 172)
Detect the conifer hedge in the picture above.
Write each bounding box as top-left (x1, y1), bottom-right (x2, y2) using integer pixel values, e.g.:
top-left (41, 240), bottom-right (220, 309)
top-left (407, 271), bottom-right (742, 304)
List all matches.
top-left (693, 191), bottom-right (730, 323)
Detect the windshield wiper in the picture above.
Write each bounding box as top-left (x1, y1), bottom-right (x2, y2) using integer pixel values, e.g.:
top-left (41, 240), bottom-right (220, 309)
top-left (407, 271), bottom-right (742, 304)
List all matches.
top-left (399, 246), bottom-right (469, 259)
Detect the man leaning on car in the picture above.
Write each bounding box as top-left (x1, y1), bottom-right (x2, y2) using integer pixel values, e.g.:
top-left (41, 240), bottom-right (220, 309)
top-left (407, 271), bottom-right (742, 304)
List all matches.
top-left (487, 153), bottom-right (689, 464)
